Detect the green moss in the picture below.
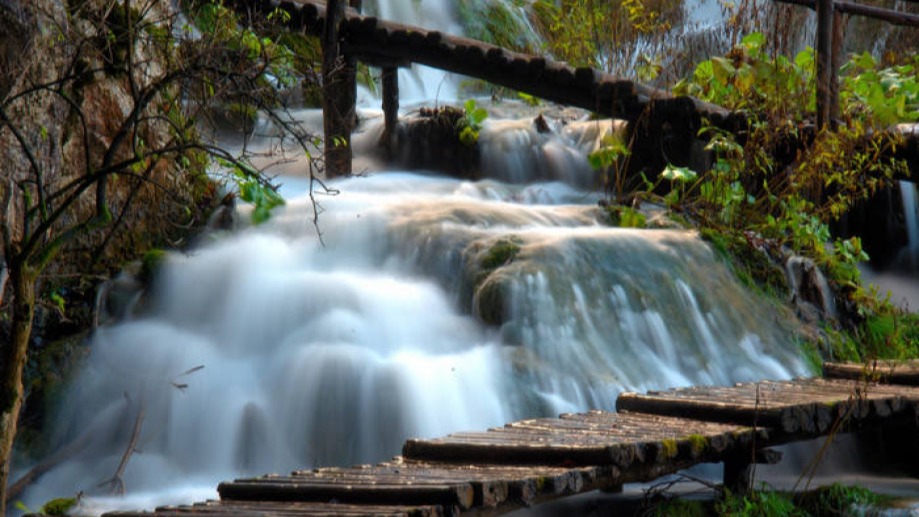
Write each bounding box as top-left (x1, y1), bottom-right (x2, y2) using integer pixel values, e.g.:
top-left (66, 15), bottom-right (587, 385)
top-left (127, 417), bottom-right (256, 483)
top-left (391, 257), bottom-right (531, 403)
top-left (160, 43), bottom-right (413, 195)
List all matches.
top-left (660, 438), bottom-right (678, 459)
top-left (699, 228), bottom-right (787, 297)
top-left (474, 277), bottom-right (506, 326)
top-left (141, 249), bottom-right (167, 285)
top-left (799, 339), bottom-right (824, 375)
top-left (480, 237), bottom-right (522, 272)
top-left (687, 434), bottom-right (707, 455)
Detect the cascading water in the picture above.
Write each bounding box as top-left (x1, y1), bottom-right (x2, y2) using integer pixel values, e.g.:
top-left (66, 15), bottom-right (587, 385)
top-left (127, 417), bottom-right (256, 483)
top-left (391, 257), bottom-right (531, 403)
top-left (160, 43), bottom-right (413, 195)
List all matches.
top-left (16, 1), bottom-right (813, 515)
top-left (901, 180), bottom-right (919, 269)
top-left (17, 142), bottom-right (809, 515)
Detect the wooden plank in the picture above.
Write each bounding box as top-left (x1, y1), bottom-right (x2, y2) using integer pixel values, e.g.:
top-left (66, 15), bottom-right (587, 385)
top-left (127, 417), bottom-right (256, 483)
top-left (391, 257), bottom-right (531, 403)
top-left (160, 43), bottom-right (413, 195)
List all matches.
top-left (825, 360), bottom-right (919, 385)
top-left (616, 378), bottom-right (918, 435)
top-left (107, 500), bottom-right (445, 517)
top-left (217, 477), bottom-right (475, 510)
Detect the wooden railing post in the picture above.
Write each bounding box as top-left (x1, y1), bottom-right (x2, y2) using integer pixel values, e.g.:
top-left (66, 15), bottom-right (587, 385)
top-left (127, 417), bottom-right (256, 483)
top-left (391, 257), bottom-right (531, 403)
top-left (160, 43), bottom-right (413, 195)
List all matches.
top-left (829, 10), bottom-right (846, 125)
top-left (321, 0), bottom-right (353, 176)
top-left (381, 67), bottom-right (399, 154)
top-left (815, 0), bottom-right (835, 129)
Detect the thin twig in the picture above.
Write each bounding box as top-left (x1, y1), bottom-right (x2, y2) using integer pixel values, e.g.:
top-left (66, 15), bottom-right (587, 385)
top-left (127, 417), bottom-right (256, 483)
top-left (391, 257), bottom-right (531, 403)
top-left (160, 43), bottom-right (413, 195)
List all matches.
top-left (97, 402), bottom-right (146, 495)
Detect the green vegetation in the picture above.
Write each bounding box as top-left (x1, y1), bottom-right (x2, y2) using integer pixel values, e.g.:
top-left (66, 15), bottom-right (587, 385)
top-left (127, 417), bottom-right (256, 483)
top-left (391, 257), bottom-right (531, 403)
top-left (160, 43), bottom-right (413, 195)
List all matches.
top-left (716, 490), bottom-right (804, 516)
top-left (653, 483), bottom-right (893, 516)
top-left (458, 0), bottom-right (539, 53)
top-left (531, 0), bottom-right (677, 75)
top-left (584, 26), bottom-right (916, 361)
top-left (457, 99), bottom-right (489, 146)
top-left (1, 0), bottom-right (321, 508)
top-left (479, 237), bottom-right (522, 273)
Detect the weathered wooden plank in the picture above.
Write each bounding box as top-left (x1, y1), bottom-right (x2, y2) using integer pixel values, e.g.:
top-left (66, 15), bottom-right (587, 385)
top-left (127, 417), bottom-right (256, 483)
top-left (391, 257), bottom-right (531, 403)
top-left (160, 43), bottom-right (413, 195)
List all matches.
top-left (108, 500), bottom-right (445, 517)
top-left (218, 478), bottom-right (475, 510)
top-left (825, 360), bottom-right (919, 386)
top-left (617, 378), bottom-right (919, 436)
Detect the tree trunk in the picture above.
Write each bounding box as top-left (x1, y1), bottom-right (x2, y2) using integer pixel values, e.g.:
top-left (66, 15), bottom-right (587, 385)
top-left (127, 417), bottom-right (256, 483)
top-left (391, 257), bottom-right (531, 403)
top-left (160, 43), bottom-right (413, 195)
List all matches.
top-left (0, 261), bottom-right (36, 516)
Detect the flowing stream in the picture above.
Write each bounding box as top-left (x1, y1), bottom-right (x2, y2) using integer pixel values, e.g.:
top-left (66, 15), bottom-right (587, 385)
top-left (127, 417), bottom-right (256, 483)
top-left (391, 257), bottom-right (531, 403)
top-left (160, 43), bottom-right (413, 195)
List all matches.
top-left (12, 1), bottom-right (826, 514)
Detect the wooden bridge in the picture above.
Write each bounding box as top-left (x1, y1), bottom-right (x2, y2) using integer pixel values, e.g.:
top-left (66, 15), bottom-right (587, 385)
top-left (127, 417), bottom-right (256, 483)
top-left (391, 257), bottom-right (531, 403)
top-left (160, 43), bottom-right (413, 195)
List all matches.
top-left (223, 0), bottom-right (919, 182)
top-left (106, 361), bottom-right (919, 516)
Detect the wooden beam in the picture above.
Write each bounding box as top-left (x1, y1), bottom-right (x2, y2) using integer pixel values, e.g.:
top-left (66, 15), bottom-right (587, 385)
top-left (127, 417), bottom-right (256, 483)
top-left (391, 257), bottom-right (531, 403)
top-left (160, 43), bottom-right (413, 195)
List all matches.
top-left (381, 66), bottom-right (398, 153)
top-left (775, 0), bottom-right (919, 27)
top-left (321, 0), bottom-right (353, 176)
top-left (815, 0), bottom-right (834, 129)
top-left (829, 10), bottom-right (845, 126)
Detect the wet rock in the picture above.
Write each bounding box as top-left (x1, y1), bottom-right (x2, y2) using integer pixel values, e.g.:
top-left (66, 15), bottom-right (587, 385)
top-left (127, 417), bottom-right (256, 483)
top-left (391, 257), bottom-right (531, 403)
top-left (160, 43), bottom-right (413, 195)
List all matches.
top-left (389, 106), bottom-right (480, 179)
top-left (785, 256), bottom-right (837, 323)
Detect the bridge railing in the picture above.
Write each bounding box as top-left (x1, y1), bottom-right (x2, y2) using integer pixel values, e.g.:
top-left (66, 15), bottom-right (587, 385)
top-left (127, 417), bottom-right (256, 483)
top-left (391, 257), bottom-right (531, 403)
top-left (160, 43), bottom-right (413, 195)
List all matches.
top-left (774, 0), bottom-right (919, 128)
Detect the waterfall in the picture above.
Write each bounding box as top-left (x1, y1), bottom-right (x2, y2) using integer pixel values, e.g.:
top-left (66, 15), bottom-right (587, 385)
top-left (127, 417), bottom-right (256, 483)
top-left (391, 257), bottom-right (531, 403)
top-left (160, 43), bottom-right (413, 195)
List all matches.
top-left (15, 2), bottom-right (812, 515)
top-left (18, 167), bottom-right (808, 513)
top-left (901, 180), bottom-right (919, 269)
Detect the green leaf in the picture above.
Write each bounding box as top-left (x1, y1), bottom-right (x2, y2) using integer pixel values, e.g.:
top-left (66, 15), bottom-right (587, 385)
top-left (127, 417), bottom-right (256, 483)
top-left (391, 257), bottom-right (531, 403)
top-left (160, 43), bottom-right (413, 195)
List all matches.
top-left (741, 32), bottom-right (766, 51)
top-left (471, 107), bottom-right (488, 125)
top-left (710, 57), bottom-right (736, 85)
top-left (661, 164), bottom-right (697, 182)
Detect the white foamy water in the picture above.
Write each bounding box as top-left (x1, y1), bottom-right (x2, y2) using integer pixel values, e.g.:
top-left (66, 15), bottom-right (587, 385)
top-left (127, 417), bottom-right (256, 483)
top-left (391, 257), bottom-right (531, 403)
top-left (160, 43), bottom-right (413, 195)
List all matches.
top-left (14, 1), bottom-right (819, 514)
top-left (18, 170), bottom-right (810, 514)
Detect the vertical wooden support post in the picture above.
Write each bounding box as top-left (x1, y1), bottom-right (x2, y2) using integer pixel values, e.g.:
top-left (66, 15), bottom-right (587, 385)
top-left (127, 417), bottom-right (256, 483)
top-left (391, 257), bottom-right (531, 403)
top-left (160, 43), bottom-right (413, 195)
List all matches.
top-left (723, 455), bottom-right (753, 495)
top-left (815, 0), bottom-right (834, 130)
top-left (381, 66), bottom-right (399, 154)
top-left (322, 0), bottom-right (353, 176)
top-left (829, 10), bottom-right (845, 127)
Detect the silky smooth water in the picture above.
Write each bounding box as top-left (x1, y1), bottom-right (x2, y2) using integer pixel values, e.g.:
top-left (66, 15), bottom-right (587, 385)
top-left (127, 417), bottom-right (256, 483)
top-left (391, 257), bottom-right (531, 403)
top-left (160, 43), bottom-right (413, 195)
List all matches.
top-left (19, 168), bottom-right (809, 513)
top-left (15, 1), bottom-right (818, 514)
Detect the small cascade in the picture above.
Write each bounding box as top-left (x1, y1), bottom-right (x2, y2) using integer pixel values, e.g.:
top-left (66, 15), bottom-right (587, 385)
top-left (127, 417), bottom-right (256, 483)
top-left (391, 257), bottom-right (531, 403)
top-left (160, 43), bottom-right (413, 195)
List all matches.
top-left (901, 180), bottom-right (919, 269)
top-left (20, 171), bottom-right (809, 514)
top-left (17, 2), bottom-right (818, 515)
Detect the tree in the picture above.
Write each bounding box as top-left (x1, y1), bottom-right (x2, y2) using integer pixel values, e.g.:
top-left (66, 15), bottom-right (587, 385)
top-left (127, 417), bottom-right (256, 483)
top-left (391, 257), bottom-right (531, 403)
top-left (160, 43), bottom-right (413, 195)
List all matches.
top-left (0, 0), bottom-right (322, 512)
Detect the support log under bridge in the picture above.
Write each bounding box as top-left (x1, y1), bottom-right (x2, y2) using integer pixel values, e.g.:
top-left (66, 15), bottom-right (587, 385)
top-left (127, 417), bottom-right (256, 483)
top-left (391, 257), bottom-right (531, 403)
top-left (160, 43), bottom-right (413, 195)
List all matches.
top-left (108, 360), bottom-right (919, 516)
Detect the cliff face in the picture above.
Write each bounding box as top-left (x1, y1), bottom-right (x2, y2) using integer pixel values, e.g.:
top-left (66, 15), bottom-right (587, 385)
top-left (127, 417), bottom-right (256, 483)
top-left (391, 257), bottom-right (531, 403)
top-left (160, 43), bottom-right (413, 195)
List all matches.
top-left (0, 0), bottom-right (215, 447)
top-left (1, 0), bottom-right (213, 276)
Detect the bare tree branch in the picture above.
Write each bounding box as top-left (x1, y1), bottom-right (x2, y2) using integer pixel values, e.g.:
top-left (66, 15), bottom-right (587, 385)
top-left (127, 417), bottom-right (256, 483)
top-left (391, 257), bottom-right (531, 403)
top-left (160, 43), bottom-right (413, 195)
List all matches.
top-left (98, 401), bottom-right (145, 496)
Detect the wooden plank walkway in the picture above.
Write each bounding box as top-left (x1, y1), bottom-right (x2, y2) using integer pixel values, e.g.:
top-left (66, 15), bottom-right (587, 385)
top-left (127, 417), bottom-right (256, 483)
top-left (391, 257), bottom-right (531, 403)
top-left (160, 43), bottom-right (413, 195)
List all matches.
top-left (222, 0), bottom-right (737, 128)
top-left (105, 361), bottom-right (919, 516)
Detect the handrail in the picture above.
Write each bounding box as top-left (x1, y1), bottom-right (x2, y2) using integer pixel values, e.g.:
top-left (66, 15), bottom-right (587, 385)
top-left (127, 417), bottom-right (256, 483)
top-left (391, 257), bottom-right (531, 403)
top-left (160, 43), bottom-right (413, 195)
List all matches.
top-left (776, 0), bottom-right (919, 27)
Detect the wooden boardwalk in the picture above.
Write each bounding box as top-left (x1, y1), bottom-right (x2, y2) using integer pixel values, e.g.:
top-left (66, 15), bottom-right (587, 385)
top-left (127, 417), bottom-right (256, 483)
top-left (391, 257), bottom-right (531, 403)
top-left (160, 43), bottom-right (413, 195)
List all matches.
top-left (106, 361), bottom-right (919, 516)
top-left (223, 0), bottom-right (734, 127)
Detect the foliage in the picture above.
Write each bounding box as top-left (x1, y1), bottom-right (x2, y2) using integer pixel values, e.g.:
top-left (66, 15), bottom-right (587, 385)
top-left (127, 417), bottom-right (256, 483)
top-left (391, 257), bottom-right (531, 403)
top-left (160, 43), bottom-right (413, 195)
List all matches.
top-left (531, 0), bottom-right (676, 76)
top-left (456, 99), bottom-right (489, 146)
top-left (796, 483), bottom-right (890, 515)
top-left (606, 205), bottom-right (646, 228)
top-left (673, 32), bottom-right (815, 117)
top-left (588, 133), bottom-right (631, 199)
top-left (654, 35), bottom-right (915, 352)
top-left (0, 0), bottom-right (323, 509)
top-left (231, 166), bottom-right (286, 225)
top-left (457, 0), bottom-right (539, 53)
top-left (716, 490), bottom-right (804, 517)
top-left (653, 498), bottom-right (709, 517)
top-left (841, 52), bottom-right (919, 126)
